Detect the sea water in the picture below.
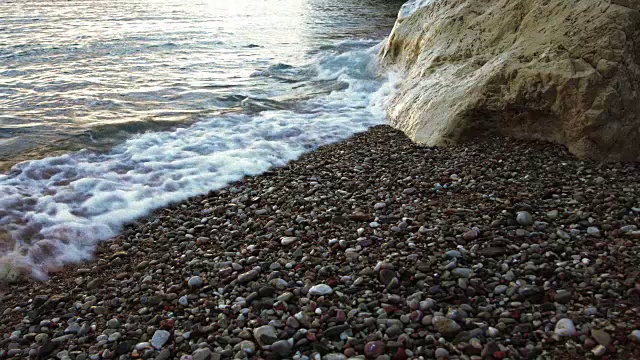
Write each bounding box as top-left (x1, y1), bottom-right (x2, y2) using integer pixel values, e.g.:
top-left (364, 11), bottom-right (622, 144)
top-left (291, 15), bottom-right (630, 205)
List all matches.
top-left (0, 0), bottom-right (404, 279)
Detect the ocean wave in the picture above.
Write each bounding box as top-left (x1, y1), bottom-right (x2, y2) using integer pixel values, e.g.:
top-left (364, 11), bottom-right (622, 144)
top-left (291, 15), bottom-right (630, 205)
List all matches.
top-left (0, 40), bottom-right (399, 281)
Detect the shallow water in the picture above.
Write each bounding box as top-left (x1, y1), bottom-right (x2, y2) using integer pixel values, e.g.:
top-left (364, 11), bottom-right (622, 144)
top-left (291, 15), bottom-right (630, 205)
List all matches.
top-left (0, 0), bottom-right (403, 278)
top-left (0, 0), bottom-right (402, 169)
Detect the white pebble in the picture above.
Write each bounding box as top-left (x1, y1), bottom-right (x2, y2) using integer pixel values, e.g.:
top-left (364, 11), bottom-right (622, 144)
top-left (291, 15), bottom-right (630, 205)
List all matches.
top-left (281, 237), bottom-right (297, 246)
top-left (308, 284), bottom-right (333, 296)
top-left (554, 318), bottom-right (576, 337)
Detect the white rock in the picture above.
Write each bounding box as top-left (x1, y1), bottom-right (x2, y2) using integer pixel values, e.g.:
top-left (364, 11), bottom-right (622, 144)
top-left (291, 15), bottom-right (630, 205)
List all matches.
top-left (179, 295), bottom-right (188, 306)
top-left (554, 318), bottom-right (576, 337)
top-left (487, 327), bottom-right (500, 337)
top-left (308, 284), bottom-right (333, 296)
top-left (630, 329), bottom-right (640, 342)
top-left (591, 344), bottom-right (606, 356)
top-left (380, 0), bottom-right (640, 161)
top-left (281, 237), bottom-right (297, 246)
top-left (135, 342), bottom-right (151, 350)
top-left (151, 330), bottom-right (170, 349)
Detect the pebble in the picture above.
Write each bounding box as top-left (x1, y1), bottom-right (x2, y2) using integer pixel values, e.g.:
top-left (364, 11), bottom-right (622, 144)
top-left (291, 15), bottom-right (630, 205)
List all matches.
top-left (516, 211), bottom-right (533, 225)
top-left (238, 340), bottom-right (256, 354)
top-left (444, 250), bottom-right (462, 259)
top-left (187, 276), bottom-right (203, 288)
top-left (554, 318), bottom-right (576, 337)
top-left (493, 285), bottom-right (508, 294)
top-left (451, 267), bottom-right (472, 278)
top-left (586, 227), bottom-right (601, 236)
top-left (253, 325), bottom-right (277, 347)
top-left (151, 330), bottom-right (170, 349)
top-left (281, 237), bottom-right (297, 246)
top-left (107, 319), bottom-right (120, 329)
top-left (364, 341), bottom-right (385, 358)
top-left (323, 354), bottom-right (346, 360)
top-left (620, 225), bottom-right (637, 233)
top-left (554, 290), bottom-right (572, 304)
top-left (435, 348), bottom-right (449, 359)
top-left (2, 126), bottom-right (640, 359)
top-left (237, 269), bottom-right (260, 283)
top-left (308, 284), bottom-right (333, 296)
top-left (591, 329), bottom-right (611, 346)
top-left (591, 345), bottom-right (606, 356)
top-left (271, 340), bottom-right (291, 356)
top-left (192, 348), bottom-right (211, 360)
top-left (433, 318), bottom-right (461, 337)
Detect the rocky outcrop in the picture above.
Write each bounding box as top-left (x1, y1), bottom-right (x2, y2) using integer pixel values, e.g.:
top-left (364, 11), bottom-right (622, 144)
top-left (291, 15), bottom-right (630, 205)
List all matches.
top-left (379, 0), bottom-right (640, 161)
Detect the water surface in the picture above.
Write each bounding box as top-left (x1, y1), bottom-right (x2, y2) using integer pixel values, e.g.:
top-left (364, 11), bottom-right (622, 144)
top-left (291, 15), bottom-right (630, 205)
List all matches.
top-left (0, 0), bottom-right (403, 278)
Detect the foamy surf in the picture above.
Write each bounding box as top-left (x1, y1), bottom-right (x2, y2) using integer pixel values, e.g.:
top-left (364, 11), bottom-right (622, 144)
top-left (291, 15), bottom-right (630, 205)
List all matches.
top-left (0, 40), bottom-right (399, 281)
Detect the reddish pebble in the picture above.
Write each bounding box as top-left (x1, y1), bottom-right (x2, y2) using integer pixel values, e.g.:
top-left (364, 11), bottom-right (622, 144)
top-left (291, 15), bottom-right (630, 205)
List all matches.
top-left (393, 347), bottom-right (407, 360)
top-left (364, 340), bottom-right (385, 358)
top-left (344, 348), bottom-right (356, 357)
top-left (494, 351), bottom-right (506, 359)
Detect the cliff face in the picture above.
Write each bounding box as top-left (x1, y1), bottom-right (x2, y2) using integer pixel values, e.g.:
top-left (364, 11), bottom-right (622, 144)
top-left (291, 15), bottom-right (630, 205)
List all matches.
top-left (379, 0), bottom-right (640, 161)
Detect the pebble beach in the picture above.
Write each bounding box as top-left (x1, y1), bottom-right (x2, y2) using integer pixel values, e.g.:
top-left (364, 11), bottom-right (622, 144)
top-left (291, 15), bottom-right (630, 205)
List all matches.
top-left (2, 125), bottom-right (640, 359)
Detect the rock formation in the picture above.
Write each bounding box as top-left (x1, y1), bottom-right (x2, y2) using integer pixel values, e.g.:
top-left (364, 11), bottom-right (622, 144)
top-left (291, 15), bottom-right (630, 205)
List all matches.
top-left (379, 0), bottom-right (640, 161)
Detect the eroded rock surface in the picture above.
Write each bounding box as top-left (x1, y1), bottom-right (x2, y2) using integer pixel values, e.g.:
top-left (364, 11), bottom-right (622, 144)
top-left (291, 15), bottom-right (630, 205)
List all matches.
top-left (380, 0), bottom-right (640, 161)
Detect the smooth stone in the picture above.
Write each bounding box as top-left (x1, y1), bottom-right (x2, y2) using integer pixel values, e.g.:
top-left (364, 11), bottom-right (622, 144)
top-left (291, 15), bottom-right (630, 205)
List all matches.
top-left (592, 345), bottom-right (606, 356)
top-left (516, 211), bottom-right (533, 225)
top-left (281, 237), bottom-right (297, 246)
top-left (621, 225), bottom-right (638, 233)
top-left (155, 349), bottom-right (171, 360)
top-left (271, 340), bottom-right (291, 356)
top-left (188, 276), bottom-right (203, 288)
top-left (554, 290), bottom-right (572, 304)
top-left (554, 319), bottom-right (576, 337)
top-left (309, 284), bottom-right (333, 296)
top-left (451, 267), bottom-right (472, 278)
top-left (323, 354), bottom-right (347, 360)
top-left (587, 227), bottom-right (601, 236)
top-left (237, 269), bottom-right (260, 283)
top-left (444, 250), bottom-right (462, 259)
top-left (151, 330), bottom-right (171, 349)
top-left (433, 318), bottom-right (461, 337)
top-left (192, 348), bottom-right (212, 360)
top-left (238, 340), bottom-right (256, 354)
top-left (253, 325), bottom-right (277, 347)
top-left (493, 285), bottom-right (508, 294)
top-left (364, 341), bottom-right (385, 358)
top-left (591, 329), bottom-right (611, 346)
top-left (435, 348), bottom-right (449, 359)
top-left (107, 319), bottom-right (120, 329)
top-left (463, 229), bottom-right (478, 240)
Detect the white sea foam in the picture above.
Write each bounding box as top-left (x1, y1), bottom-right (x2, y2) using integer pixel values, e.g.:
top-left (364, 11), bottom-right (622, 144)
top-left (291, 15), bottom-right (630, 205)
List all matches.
top-left (0, 40), bottom-right (399, 280)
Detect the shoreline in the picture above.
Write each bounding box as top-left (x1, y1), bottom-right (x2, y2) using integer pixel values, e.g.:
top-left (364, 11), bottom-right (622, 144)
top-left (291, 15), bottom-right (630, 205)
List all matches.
top-left (2, 125), bottom-right (640, 359)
